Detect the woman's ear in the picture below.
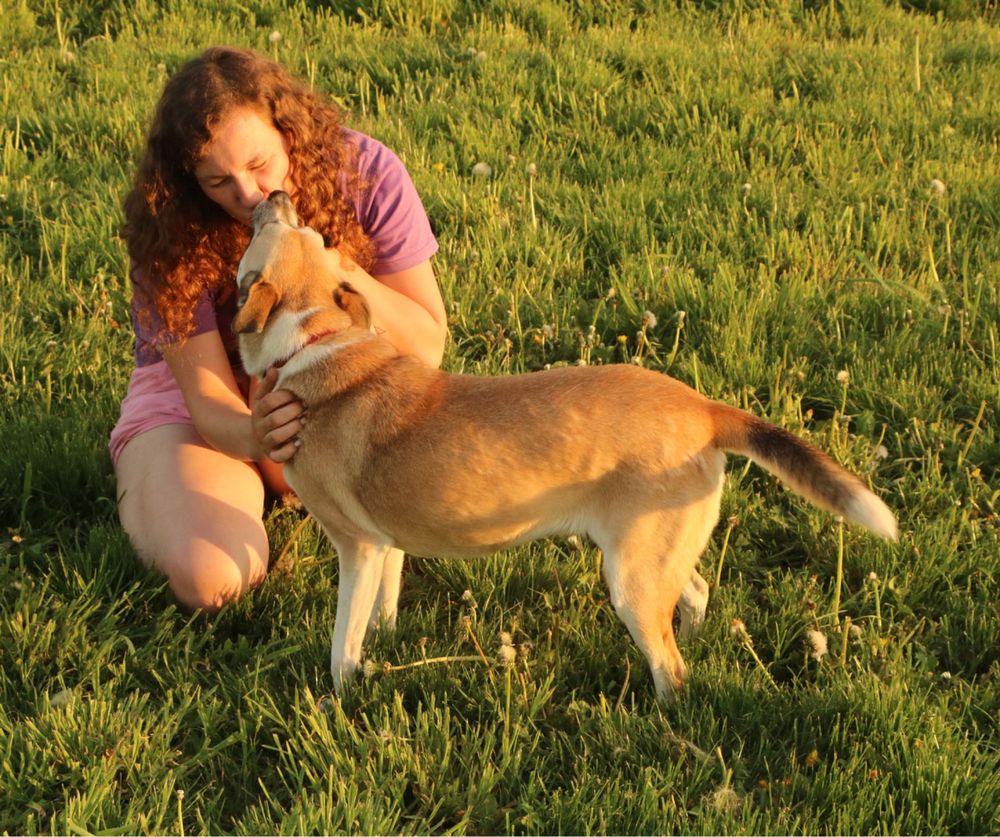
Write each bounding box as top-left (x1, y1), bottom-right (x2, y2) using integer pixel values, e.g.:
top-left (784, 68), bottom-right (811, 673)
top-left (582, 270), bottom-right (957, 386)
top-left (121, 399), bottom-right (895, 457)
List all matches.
top-left (333, 282), bottom-right (371, 329)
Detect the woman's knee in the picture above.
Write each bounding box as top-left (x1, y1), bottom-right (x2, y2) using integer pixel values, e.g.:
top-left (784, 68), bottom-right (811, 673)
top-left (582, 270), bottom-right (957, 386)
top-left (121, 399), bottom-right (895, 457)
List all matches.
top-left (167, 540), bottom-right (269, 613)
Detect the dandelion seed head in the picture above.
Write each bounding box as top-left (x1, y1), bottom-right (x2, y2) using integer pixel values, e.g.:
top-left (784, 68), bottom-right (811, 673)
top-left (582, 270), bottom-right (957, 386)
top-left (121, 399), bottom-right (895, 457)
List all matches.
top-left (541, 324), bottom-right (555, 340)
top-left (805, 629), bottom-right (828, 661)
top-left (576, 358), bottom-right (588, 366)
top-left (518, 641), bottom-right (534, 658)
top-left (849, 624), bottom-right (863, 639)
top-left (741, 182), bottom-right (752, 196)
top-left (527, 162), bottom-right (537, 177)
top-left (499, 644), bottom-right (517, 667)
top-left (868, 571), bottom-right (879, 583)
top-left (49, 689), bottom-right (71, 708)
top-left (268, 30), bottom-right (282, 44)
top-left (641, 310), bottom-right (657, 329)
top-left (836, 369), bottom-right (850, 384)
top-left (176, 789), bottom-right (185, 802)
top-left (941, 671), bottom-right (952, 681)
top-left (677, 310), bottom-right (686, 323)
top-left (500, 631), bottom-right (513, 646)
top-left (471, 161), bottom-right (492, 178)
top-left (729, 618), bottom-right (748, 638)
top-left (707, 786), bottom-right (740, 813)
top-left (876, 445), bottom-right (889, 459)
top-left (362, 659), bottom-right (376, 679)
top-left (567, 535), bottom-right (583, 550)
top-left (461, 589), bottom-right (474, 603)
top-left (929, 178), bottom-right (946, 197)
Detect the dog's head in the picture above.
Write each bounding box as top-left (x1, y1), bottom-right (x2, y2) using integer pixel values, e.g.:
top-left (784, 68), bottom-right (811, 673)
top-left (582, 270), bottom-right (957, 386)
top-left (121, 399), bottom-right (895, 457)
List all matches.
top-left (233, 191), bottom-right (371, 377)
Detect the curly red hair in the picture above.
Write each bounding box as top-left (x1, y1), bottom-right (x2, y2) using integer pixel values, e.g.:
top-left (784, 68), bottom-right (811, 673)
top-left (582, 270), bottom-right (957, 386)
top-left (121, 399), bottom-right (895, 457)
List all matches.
top-left (122, 46), bottom-right (375, 343)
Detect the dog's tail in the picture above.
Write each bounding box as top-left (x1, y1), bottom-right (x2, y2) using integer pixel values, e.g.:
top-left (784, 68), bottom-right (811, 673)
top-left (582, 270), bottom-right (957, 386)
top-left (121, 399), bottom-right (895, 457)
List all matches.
top-left (710, 403), bottom-right (897, 540)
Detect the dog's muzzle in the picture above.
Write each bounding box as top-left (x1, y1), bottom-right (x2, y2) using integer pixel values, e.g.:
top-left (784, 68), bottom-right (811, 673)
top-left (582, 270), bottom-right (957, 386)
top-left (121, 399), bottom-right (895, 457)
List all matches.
top-left (251, 190), bottom-right (300, 233)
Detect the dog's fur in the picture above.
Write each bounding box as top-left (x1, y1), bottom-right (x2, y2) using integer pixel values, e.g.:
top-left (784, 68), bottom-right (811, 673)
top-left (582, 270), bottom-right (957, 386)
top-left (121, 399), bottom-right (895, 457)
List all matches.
top-left (235, 192), bottom-right (897, 700)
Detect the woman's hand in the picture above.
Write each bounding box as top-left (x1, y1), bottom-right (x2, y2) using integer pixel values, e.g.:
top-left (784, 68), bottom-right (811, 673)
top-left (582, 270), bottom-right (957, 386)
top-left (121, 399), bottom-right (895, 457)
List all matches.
top-left (249, 368), bottom-right (305, 463)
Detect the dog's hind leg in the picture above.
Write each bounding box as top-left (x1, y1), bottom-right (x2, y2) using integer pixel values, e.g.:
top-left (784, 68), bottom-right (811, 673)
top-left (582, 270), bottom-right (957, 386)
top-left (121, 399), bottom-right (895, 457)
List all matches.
top-left (677, 569), bottom-right (709, 642)
top-left (368, 547), bottom-right (405, 631)
top-left (329, 539), bottom-right (391, 694)
top-left (600, 528), bottom-right (693, 701)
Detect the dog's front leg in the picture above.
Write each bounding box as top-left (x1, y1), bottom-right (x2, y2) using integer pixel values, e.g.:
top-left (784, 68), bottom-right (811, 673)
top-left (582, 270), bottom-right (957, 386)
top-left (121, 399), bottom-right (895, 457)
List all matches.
top-left (330, 540), bottom-right (391, 694)
top-left (368, 547), bottom-right (404, 631)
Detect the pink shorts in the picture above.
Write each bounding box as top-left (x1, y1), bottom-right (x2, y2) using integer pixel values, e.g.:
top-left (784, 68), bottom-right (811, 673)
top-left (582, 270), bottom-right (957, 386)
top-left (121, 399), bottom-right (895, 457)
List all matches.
top-left (108, 361), bottom-right (195, 467)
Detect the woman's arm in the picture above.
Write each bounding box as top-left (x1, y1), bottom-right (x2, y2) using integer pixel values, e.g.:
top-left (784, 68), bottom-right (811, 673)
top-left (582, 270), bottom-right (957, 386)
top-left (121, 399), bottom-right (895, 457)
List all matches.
top-left (344, 258), bottom-right (448, 369)
top-left (162, 330), bottom-right (304, 465)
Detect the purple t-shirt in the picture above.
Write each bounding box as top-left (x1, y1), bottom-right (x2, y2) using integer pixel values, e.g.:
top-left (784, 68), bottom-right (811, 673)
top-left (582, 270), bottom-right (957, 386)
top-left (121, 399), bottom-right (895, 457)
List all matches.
top-left (130, 128), bottom-right (438, 367)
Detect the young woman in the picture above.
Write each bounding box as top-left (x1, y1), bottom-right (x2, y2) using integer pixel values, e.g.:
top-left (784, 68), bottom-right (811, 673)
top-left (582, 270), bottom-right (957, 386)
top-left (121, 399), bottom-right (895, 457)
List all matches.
top-left (112, 46), bottom-right (447, 613)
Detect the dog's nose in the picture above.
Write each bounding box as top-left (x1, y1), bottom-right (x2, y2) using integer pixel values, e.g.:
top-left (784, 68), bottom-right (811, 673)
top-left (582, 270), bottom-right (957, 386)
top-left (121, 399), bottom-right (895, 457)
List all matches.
top-left (268, 190), bottom-right (291, 206)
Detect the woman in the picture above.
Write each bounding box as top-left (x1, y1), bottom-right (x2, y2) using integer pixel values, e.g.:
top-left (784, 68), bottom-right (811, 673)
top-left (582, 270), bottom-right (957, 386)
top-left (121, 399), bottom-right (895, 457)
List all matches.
top-left (112, 46), bottom-right (448, 613)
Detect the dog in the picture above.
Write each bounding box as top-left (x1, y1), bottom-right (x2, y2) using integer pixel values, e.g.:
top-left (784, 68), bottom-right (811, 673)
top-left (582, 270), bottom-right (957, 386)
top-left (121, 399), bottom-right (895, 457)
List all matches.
top-left (234, 191), bottom-right (897, 700)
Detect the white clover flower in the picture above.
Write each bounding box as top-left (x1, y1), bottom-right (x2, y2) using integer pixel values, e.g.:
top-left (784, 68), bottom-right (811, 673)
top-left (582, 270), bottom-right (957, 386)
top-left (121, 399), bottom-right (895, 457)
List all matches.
top-left (836, 370), bottom-right (850, 384)
top-left (268, 30), bottom-right (282, 44)
top-left (471, 161), bottom-right (492, 178)
top-left (929, 178), bottom-right (946, 197)
top-left (805, 629), bottom-right (828, 661)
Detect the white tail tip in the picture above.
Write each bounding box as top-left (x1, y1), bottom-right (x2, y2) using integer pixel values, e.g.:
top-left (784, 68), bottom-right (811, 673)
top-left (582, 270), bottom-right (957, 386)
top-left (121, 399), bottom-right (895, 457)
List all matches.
top-left (846, 492), bottom-right (898, 541)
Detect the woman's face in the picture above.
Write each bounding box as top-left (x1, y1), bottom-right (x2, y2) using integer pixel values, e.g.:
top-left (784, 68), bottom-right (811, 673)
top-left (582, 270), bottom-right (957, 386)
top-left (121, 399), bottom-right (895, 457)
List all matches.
top-left (194, 107), bottom-right (293, 225)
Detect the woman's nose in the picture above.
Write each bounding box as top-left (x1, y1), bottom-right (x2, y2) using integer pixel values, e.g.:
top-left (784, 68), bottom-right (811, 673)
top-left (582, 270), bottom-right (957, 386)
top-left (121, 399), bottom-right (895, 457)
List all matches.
top-left (235, 175), bottom-right (263, 206)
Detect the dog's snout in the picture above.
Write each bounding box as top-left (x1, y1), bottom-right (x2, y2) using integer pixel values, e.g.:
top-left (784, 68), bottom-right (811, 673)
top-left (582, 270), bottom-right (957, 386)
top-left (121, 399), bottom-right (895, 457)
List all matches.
top-left (250, 191), bottom-right (300, 232)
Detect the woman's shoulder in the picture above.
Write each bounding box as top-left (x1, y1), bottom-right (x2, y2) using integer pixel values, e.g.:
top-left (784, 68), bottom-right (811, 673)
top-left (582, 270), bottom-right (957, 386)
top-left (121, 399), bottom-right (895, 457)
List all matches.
top-left (340, 127), bottom-right (406, 182)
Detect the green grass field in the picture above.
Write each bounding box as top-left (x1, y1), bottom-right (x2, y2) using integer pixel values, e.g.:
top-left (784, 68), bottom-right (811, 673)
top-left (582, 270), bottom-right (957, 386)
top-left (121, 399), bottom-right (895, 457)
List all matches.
top-left (2, 0), bottom-right (999, 832)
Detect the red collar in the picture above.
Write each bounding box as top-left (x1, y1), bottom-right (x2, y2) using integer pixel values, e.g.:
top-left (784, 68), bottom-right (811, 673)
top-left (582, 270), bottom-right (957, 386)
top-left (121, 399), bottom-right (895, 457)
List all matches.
top-left (273, 328), bottom-right (341, 369)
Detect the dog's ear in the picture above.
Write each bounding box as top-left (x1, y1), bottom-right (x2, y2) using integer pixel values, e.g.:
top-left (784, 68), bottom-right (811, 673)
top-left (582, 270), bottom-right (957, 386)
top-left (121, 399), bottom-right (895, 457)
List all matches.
top-left (232, 275), bottom-right (279, 334)
top-left (333, 282), bottom-right (371, 329)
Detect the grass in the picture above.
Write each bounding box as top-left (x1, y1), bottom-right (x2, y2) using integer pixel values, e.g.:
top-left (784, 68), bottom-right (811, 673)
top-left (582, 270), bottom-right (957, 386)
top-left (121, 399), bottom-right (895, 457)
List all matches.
top-left (2, 0), bottom-right (999, 832)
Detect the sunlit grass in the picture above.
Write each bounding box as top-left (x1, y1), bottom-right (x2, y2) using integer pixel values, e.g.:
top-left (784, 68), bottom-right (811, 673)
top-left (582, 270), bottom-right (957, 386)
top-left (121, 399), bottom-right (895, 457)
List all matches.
top-left (1, 0), bottom-right (998, 832)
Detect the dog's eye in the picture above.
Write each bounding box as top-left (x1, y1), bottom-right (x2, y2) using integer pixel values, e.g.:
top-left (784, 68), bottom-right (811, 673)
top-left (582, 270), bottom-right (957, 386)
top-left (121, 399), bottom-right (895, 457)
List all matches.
top-left (237, 292), bottom-right (248, 308)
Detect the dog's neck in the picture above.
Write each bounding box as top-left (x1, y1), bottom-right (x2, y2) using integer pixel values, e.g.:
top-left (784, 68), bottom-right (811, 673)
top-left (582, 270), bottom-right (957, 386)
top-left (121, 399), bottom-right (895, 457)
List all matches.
top-left (273, 328), bottom-right (342, 370)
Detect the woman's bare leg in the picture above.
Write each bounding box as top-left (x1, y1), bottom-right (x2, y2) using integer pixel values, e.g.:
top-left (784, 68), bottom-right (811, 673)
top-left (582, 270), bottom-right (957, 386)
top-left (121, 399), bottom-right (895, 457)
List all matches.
top-left (115, 423), bottom-right (269, 613)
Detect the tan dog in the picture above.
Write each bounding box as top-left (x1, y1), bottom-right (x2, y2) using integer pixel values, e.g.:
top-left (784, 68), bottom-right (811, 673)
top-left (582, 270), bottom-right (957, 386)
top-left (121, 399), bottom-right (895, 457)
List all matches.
top-left (235, 191), bottom-right (897, 700)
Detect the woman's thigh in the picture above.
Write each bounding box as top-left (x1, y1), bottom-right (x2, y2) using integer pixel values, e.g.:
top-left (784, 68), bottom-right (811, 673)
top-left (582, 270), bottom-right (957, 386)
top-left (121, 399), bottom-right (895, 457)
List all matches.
top-left (115, 423), bottom-right (269, 612)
